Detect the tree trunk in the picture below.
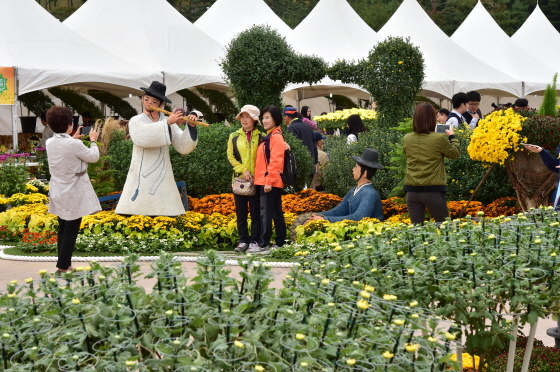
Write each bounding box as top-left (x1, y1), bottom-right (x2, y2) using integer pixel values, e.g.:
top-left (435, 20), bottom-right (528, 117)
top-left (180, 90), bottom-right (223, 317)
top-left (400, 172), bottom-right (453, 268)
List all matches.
top-left (505, 151), bottom-right (558, 211)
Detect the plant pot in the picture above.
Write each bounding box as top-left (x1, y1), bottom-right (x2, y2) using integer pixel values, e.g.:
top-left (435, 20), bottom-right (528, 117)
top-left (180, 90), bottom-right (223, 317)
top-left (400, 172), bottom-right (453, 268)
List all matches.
top-left (20, 116), bottom-right (37, 133)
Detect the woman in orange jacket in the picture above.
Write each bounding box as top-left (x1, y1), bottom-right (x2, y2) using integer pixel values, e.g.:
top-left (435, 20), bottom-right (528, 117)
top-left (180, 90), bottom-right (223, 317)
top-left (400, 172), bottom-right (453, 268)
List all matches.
top-left (247, 106), bottom-right (287, 254)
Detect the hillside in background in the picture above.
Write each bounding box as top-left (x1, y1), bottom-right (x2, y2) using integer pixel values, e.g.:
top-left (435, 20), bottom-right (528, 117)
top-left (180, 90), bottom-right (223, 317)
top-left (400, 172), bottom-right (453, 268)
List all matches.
top-left (40, 0), bottom-right (560, 38)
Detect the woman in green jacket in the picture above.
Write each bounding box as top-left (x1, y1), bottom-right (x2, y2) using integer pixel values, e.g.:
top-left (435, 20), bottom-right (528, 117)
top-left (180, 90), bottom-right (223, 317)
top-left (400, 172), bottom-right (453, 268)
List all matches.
top-left (227, 105), bottom-right (262, 252)
top-left (403, 103), bottom-right (460, 224)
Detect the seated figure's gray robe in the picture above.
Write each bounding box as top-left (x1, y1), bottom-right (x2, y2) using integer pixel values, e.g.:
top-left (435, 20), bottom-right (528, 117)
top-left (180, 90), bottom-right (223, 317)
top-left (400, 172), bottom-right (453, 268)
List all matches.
top-left (115, 112), bottom-right (197, 216)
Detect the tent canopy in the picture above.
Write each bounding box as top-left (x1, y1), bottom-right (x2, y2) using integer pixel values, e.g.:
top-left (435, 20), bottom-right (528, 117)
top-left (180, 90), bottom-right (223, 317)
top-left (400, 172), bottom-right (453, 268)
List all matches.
top-left (377, 0), bottom-right (522, 98)
top-left (452, 1), bottom-right (555, 95)
top-left (64, 0), bottom-right (225, 94)
top-left (293, 0), bottom-right (377, 63)
top-left (195, 0), bottom-right (306, 53)
top-left (0, 0), bottom-right (161, 95)
top-left (512, 5), bottom-right (560, 78)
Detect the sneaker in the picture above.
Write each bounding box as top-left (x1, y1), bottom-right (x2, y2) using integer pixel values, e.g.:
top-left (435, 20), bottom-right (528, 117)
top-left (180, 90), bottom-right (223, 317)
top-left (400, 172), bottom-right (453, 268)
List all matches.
top-left (234, 243), bottom-right (249, 253)
top-left (251, 245), bottom-right (271, 255)
top-left (246, 243), bottom-right (261, 254)
top-left (271, 244), bottom-right (280, 249)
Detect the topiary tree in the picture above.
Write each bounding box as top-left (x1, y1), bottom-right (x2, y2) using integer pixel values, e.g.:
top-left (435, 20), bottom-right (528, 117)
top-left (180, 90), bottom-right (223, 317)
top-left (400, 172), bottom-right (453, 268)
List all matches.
top-left (220, 25), bottom-right (327, 109)
top-left (18, 90), bottom-right (55, 116)
top-left (87, 89), bottom-right (137, 119)
top-left (48, 87), bottom-right (104, 120)
top-left (176, 89), bottom-right (218, 124)
top-left (538, 73), bottom-right (558, 117)
top-left (196, 87), bottom-right (238, 123)
top-left (328, 36), bottom-right (425, 128)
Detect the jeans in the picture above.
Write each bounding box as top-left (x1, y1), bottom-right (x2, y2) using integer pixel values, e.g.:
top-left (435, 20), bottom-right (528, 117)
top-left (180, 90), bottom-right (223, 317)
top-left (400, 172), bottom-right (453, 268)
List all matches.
top-left (259, 187), bottom-right (286, 247)
top-left (56, 217), bottom-right (82, 270)
top-left (233, 189), bottom-right (261, 244)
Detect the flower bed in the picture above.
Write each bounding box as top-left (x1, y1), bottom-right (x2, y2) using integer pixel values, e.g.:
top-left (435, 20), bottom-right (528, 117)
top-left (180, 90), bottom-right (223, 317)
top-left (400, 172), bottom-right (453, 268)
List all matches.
top-left (0, 251), bottom-right (458, 371)
top-left (0, 191), bottom-right (524, 254)
top-left (278, 207), bottom-right (560, 371)
top-left (189, 189), bottom-right (342, 216)
top-left (312, 108), bottom-right (377, 132)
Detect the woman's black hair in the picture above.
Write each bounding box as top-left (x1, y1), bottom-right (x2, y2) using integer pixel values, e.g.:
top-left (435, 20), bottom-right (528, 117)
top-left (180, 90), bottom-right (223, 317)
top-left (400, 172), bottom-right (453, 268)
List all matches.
top-left (301, 106), bottom-right (311, 119)
top-left (261, 106), bottom-right (282, 127)
top-left (347, 114), bottom-right (366, 135)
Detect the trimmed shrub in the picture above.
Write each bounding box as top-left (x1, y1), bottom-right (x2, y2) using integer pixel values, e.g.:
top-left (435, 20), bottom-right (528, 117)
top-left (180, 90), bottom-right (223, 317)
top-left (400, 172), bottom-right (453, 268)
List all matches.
top-left (329, 36), bottom-right (425, 128)
top-left (108, 124), bottom-right (315, 198)
top-left (445, 128), bottom-right (515, 204)
top-left (220, 25), bottom-right (326, 109)
top-left (322, 126), bottom-right (400, 199)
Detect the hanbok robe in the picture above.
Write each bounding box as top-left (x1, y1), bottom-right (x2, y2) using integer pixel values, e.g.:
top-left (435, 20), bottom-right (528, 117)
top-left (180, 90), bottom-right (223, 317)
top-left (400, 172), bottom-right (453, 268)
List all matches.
top-left (115, 112), bottom-right (197, 216)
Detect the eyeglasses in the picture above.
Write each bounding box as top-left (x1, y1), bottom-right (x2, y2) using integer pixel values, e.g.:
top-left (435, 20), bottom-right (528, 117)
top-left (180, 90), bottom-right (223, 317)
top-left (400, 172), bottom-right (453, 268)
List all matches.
top-left (468, 102), bottom-right (480, 107)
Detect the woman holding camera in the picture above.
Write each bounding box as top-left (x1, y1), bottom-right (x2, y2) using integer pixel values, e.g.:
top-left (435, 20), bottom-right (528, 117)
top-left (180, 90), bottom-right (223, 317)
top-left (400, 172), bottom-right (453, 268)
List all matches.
top-left (403, 103), bottom-right (460, 224)
top-left (46, 106), bottom-right (101, 273)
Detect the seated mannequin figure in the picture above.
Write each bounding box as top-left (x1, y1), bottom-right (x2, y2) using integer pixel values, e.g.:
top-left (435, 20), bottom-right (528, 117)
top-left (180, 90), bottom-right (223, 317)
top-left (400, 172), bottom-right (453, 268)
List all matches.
top-left (308, 148), bottom-right (385, 223)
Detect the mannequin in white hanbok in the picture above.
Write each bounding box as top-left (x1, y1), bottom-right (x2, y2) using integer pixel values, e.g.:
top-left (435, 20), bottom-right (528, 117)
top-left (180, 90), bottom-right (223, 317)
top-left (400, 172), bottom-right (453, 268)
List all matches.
top-left (115, 82), bottom-right (198, 216)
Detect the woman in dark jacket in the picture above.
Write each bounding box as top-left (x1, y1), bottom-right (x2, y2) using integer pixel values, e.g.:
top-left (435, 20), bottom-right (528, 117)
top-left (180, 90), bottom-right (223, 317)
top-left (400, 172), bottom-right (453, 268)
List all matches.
top-left (403, 103), bottom-right (460, 224)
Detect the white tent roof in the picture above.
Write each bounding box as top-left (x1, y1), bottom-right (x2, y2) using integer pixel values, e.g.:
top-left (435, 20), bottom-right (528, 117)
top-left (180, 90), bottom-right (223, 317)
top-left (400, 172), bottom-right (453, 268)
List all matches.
top-left (0, 0), bottom-right (161, 96)
top-left (512, 5), bottom-right (560, 77)
top-left (452, 2), bottom-right (555, 95)
top-left (64, 0), bottom-right (225, 94)
top-left (378, 0), bottom-right (522, 98)
top-left (195, 0), bottom-right (306, 53)
top-left (293, 0), bottom-right (377, 63)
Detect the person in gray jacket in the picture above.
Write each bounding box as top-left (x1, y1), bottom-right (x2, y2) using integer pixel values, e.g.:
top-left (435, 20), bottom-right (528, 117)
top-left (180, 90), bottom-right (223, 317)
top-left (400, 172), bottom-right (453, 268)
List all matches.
top-left (46, 106), bottom-right (101, 274)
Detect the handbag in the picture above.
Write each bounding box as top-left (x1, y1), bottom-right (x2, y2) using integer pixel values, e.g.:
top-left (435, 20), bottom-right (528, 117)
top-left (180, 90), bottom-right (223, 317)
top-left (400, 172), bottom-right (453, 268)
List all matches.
top-left (232, 177), bottom-right (255, 196)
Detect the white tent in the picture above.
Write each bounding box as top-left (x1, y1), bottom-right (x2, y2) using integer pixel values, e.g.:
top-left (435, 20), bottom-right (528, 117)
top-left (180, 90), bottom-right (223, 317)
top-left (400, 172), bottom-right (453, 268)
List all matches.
top-left (195, 0), bottom-right (306, 52)
top-left (1, 0), bottom-right (161, 96)
top-left (64, 0), bottom-right (225, 95)
top-left (293, 0), bottom-right (377, 63)
top-left (283, 0), bottom-right (374, 102)
top-left (452, 2), bottom-right (555, 95)
top-left (377, 0), bottom-right (522, 98)
top-left (512, 5), bottom-right (560, 77)
top-left (0, 0), bottom-right (161, 141)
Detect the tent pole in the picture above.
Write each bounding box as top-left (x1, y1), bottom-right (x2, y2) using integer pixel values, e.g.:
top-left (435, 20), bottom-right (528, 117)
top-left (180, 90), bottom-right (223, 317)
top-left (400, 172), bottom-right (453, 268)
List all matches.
top-left (12, 68), bottom-right (19, 151)
top-left (296, 89), bottom-right (300, 111)
top-left (522, 82), bottom-right (525, 98)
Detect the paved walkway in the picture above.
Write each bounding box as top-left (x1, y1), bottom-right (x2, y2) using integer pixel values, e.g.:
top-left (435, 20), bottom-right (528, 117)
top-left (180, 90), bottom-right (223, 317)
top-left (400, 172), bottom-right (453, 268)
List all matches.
top-left (0, 257), bottom-right (556, 350)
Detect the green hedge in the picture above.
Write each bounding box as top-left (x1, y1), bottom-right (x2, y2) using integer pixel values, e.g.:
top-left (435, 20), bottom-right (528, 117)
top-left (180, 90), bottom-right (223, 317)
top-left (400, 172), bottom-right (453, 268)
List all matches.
top-left (322, 126), bottom-right (400, 199)
top-left (321, 123), bottom-right (515, 203)
top-left (445, 129), bottom-right (515, 204)
top-left (108, 124), bottom-right (315, 198)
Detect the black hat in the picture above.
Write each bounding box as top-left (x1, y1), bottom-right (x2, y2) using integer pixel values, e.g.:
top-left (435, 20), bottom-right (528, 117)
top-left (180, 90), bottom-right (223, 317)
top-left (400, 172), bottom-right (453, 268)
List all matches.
top-left (514, 98), bottom-right (528, 108)
top-left (140, 81), bottom-right (171, 104)
top-left (352, 148), bottom-right (384, 170)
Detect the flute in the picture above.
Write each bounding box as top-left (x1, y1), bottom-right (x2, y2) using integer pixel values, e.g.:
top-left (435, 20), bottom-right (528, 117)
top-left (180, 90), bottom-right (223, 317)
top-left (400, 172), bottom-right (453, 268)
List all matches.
top-left (148, 106), bottom-right (210, 127)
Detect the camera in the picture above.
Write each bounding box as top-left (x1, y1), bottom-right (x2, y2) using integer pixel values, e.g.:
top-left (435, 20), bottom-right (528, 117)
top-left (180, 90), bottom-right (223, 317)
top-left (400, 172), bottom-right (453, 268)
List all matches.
top-left (81, 126), bottom-right (92, 136)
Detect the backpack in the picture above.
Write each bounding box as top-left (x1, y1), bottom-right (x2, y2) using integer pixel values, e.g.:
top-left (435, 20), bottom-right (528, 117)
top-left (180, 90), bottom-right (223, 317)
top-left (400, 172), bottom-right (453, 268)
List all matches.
top-left (263, 134), bottom-right (298, 186)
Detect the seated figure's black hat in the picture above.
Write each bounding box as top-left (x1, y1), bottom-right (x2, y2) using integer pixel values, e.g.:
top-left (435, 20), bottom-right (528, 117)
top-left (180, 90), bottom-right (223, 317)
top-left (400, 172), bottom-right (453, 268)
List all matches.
top-left (352, 148), bottom-right (385, 170)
